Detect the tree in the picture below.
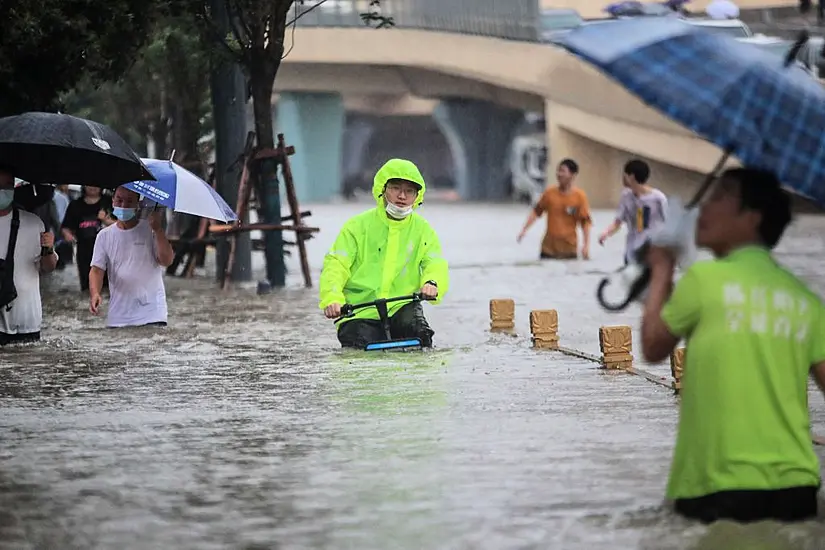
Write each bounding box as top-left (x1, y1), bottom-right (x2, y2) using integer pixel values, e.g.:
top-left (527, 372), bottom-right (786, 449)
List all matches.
top-left (192, 0), bottom-right (391, 286)
top-left (0, 0), bottom-right (167, 117)
top-left (61, 13), bottom-right (213, 168)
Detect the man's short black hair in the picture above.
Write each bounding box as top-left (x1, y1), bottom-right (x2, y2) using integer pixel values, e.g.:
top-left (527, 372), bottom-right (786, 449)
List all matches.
top-left (559, 158), bottom-right (579, 174)
top-left (720, 168), bottom-right (792, 249)
top-left (0, 163), bottom-right (14, 177)
top-left (623, 159), bottom-right (650, 184)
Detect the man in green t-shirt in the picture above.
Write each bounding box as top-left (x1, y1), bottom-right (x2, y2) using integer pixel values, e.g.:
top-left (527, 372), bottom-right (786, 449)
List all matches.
top-left (640, 167), bottom-right (825, 524)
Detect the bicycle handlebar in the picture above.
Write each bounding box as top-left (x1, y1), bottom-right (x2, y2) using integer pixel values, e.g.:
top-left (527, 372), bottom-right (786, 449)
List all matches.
top-left (337, 292), bottom-right (435, 320)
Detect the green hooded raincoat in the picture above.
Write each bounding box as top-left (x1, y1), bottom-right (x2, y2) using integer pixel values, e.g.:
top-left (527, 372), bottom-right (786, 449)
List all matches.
top-left (319, 159), bottom-right (449, 325)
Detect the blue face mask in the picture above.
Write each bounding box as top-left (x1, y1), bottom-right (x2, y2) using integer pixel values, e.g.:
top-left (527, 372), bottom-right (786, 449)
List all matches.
top-left (113, 207), bottom-right (136, 222)
top-left (0, 189), bottom-right (14, 210)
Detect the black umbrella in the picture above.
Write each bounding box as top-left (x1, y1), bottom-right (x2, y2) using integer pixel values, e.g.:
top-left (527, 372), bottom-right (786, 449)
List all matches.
top-left (13, 183), bottom-right (54, 212)
top-left (0, 112), bottom-right (155, 189)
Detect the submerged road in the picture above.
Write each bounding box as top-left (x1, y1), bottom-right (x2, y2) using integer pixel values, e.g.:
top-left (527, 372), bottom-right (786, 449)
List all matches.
top-left (1, 202), bottom-right (824, 549)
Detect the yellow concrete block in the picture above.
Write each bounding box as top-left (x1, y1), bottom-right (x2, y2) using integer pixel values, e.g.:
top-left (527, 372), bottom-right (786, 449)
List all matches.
top-left (489, 298), bottom-right (515, 331)
top-left (530, 309), bottom-right (559, 349)
top-left (670, 347), bottom-right (685, 393)
top-left (599, 325), bottom-right (633, 369)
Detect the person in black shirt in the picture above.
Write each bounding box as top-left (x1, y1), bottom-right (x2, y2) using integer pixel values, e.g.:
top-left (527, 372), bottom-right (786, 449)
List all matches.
top-left (61, 186), bottom-right (114, 292)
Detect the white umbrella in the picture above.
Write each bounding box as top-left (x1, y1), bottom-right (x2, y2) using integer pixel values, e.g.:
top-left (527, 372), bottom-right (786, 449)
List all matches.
top-left (125, 159), bottom-right (237, 222)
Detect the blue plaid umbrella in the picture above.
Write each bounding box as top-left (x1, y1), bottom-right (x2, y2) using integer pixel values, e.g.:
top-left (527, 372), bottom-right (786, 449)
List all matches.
top-left (558, 18), bottom-right (825, 206)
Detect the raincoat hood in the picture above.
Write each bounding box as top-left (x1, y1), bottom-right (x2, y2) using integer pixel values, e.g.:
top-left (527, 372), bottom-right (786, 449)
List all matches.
top-left (372, 158), bottom-right (426, 209)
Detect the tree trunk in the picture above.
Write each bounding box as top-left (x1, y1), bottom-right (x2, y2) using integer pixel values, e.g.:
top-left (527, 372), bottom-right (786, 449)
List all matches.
top-left (249, 60), bottom-right (286, 287)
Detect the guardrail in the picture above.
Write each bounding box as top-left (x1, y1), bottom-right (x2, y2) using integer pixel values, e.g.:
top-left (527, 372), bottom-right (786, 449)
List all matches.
top-left (294, 0), bottom-right (541, 42)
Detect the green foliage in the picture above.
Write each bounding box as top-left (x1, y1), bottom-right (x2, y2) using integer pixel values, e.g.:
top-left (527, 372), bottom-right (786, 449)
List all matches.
top-left (0, 0), bottom-right (166, 117)
top-left (61, 13), bottom-right (212, 158)
top-left (47, 1), bottom-right (393, 156)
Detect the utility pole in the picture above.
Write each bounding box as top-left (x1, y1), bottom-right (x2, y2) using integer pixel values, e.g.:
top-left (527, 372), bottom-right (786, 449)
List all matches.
top-left (209, 0), bottom-right (251, 282)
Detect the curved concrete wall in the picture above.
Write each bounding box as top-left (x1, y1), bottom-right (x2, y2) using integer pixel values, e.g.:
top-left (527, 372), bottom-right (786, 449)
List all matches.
top-left (277, 27), bottom-right (738, 206)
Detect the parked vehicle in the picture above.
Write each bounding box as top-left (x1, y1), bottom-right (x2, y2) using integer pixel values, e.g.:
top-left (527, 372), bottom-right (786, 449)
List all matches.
top-left (684, 17), bottom-right (753, 38)
top-left (791, 36), bottom-right (825, 78)
top-left (538, 8), bottom-right (584, 42)
top-left (508, 131), bottom-right (547, 204)
top-left (578, 9), bottom-right (753, 39)
top-left (734, 35), bottom-right (818, 75)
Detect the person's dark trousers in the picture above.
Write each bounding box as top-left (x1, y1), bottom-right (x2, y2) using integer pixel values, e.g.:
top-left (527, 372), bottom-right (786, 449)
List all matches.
top-left (674, 486), bottom-right (819, 524)
top-left (167, 214), bottom-right (202, 276)
top-left (337, 301), bottom-right (435, 349)
top-left (0, 331), bottom-right (40, 346)
top-left (55, 241), bottom-right (73, 269)
top-left (76, 242), bottom-right (107, 292)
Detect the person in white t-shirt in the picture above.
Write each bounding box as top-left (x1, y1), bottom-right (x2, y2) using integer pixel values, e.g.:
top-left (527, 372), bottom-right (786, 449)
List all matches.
top-left (89, 186), bottom-right (174, 327)
top-left (0, 166), bottom-right (58, 345)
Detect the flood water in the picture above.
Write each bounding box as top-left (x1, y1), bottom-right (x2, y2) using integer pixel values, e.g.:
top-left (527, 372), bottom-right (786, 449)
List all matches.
top-left (1, 201), bottom-right (824, 550)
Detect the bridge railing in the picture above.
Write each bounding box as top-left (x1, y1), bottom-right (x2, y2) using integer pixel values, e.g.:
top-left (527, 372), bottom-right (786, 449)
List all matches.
top-left (294, 0), bottom-right (541, 42)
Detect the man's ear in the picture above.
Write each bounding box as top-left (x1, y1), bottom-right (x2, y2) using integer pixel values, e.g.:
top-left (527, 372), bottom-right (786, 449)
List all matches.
top-left (744, 209), bottom-right (763, 236)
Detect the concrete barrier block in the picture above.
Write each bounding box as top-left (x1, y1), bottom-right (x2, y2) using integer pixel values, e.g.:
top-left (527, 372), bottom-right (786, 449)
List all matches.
top-left (530, 309), bottom-right (559, 349)
top-left (670, 347), bottom-right (685, 393)
top-left (489, 298), bottom-right (515, 331)
top-left (599, 325), bottom-right (633, 369)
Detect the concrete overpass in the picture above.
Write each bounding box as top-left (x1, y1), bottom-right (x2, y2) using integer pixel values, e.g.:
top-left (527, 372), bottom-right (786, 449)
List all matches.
top-left (273, 0), bottom-right (798, 207)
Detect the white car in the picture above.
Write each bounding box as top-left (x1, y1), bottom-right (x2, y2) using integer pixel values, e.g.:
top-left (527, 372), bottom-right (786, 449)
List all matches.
top-left (539, 8), bottom-right (585, 42)
top-left (736, 35), bottom-right (814, 74)
top-left (580, 15), bottom-right (753, 39)
top-left (790, 36), bottom-right (825, 78)
top-left (683, 18), bottom-right (753, 38)
top-left (509, 132), bottom-right (548, 204)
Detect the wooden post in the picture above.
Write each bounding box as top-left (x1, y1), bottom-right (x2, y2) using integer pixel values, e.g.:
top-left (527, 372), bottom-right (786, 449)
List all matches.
top-left (276, 133), bottom-right (312, 288)
top-left (670, 347), bottom-right (685, 394)
top-left (489, 299), bottom-right (515, 332)
top-left (529, 309), bottom-right (559, 349)
top-left (599, 325), bottom-right (633, 369)
top-left (184, 163), bottom-right (217, 278)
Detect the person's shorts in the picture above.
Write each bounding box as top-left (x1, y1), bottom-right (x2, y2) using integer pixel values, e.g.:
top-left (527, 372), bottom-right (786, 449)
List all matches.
top-left (0, 331), bottom-right (40, 346)
top-left (674, 486), bottom-right (819, 524)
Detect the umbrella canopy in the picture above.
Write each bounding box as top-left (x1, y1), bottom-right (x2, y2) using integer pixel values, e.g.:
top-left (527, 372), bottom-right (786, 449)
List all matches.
top-left (558, 19), bottom-right (825, 207)
top-left (0, 112), bottom-right (154, 189)
top-left (125, 159), bottom-right (237, 222)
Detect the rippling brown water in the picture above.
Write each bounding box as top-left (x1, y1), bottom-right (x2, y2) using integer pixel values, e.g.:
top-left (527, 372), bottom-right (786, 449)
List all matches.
top-left (1, 203), bottom-right (824, 549)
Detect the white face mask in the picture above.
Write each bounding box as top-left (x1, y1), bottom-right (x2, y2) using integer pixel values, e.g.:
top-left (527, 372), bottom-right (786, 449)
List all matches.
top-left (385, 201), bottom-right (413, 219)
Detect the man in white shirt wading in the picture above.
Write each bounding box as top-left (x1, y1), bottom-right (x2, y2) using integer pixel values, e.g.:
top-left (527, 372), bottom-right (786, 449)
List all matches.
top-left (0, 165), bottom-right (58, 345)
top-left (89, 186), bottom-right (174, 327)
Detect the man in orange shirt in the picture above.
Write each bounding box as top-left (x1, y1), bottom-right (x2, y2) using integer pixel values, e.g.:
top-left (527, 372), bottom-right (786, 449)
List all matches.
top-left (517, 158), bottom-right (591, 260)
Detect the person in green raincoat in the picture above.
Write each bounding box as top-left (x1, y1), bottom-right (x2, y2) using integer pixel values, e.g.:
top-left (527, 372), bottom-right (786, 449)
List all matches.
top-left (319, 158), bottom-right (449, 349)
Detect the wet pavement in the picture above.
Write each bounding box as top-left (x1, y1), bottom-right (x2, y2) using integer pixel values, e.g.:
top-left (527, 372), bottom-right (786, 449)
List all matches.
top-left (1, 201), bottom-right (824, 549)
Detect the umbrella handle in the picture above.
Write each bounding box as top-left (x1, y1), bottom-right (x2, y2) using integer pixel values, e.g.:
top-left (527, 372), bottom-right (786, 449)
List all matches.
top-left (685, 149), bottom-right (731, 209)
top-left (596, 151), bottom-right (728, 313)
top-left (596, 244), bottom-right (652, 311)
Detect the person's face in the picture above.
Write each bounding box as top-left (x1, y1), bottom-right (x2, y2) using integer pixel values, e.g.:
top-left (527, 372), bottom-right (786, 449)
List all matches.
top-left (696, 178), bottom-right (760, 255)
top-left (0, 171), bottom-right (13, 191)
top-left (556, 165), bottom-right (573, 187)
top-left (622, 171), bottom-right (635, 189)
top-left (112, 187), bottom-right (139, 209)
top-left (384, 180), bottom-right (419, 208)
top-left (84, 186), bottom-right (101, 198)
